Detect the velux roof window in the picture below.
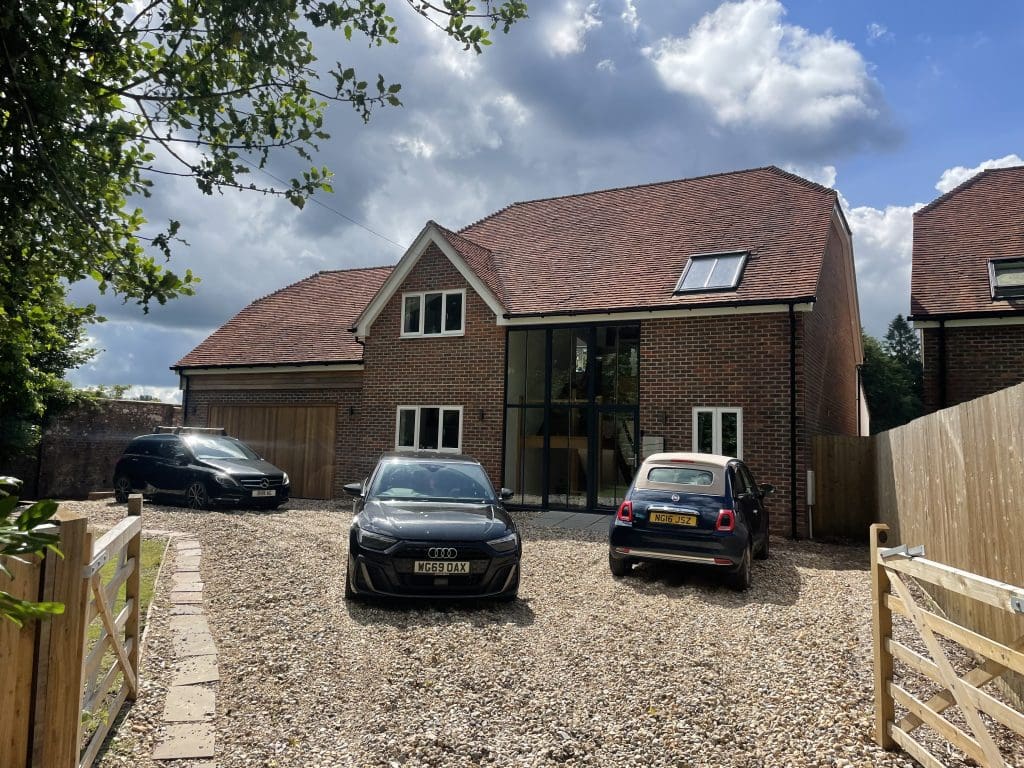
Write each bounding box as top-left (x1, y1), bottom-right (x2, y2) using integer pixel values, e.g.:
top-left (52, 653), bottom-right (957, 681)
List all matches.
top-left (675, 251), bottom-right (748, 293)
top-left (989, 258), bottom-right (1024, 300)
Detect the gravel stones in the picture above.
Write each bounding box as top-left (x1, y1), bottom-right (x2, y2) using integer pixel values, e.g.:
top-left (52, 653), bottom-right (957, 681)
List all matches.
top-left (64, 499), bottom-right (1019, 768)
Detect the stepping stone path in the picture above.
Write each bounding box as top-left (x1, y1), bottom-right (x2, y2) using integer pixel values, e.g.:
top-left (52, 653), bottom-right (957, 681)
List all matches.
top-left (152, 539), bottom-right (220, 763)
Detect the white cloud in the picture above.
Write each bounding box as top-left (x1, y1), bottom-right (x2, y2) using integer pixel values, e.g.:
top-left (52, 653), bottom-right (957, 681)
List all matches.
top-left (647, 0), bottom-right (880, 132)
top-left (621, 0), bottom-right (639, 33)
top-left (934, 154), bottom-right (1024, 193)
top-left (866, 22), bottom-right (892, 44)
top-left (393, 135), bottom-right (436, 158)
top-left (596, 58), bottom-right (617, 73)
top-left (783, 163), bottom-right (836, 188)
top-left (546, 1), bottom-right (603, 56)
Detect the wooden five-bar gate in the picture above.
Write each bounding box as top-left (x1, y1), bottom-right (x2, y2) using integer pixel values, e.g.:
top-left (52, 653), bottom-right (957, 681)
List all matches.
top-left (871, 523), bottom-right (1024, 767)
top-left (1, 498), bottom-right (144, 768)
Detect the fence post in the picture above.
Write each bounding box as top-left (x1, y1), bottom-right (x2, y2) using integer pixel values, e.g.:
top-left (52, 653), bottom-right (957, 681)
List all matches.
top-left (32, 511), bottom-right (92, 768)
top-left (870, 522), bottom-right (895, 749)
top-left (0, 553), bottom-right (43, 767)
top-left (125, 496), bottom-right (142, 696)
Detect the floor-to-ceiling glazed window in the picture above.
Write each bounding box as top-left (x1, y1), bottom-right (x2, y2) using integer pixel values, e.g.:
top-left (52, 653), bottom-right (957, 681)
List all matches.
top-left (503, 323), bottom-right (639, 510)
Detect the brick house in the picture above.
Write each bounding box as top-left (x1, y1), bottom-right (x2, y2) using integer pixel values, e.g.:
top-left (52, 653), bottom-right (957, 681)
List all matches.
top-left (174, 166), bottom-right (864, 537)
top-left (910, 165), bottom-right (1024, 412)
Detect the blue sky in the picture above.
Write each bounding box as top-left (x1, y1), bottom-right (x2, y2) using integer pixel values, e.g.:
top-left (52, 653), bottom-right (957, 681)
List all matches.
top-left (69, 0), bottom-right (1024, 401)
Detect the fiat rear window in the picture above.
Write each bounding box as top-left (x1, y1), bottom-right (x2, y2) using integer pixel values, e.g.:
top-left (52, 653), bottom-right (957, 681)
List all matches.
top-left (647, 467), bottom-right (715, 486)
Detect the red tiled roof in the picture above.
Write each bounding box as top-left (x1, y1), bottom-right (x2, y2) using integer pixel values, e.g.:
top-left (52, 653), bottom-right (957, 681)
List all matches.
top-left (174, 266), bottom-right (393, 368)
top-left (432, 223), bottom-right (509, 307)
top-left (457, 166), bottom-right (837, 316)
top-left (911, 166), bottom-right (1024, 318)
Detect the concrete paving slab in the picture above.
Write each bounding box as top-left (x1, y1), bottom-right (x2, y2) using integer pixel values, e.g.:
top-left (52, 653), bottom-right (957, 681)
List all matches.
top-left (170, 615), bottom-right (211, 634)
top-left (177, 557), bottom-right (201, 569)
top-left (173, 571), bottom-right (203, 586)
top-left (170, 604), bottom-right (204, 616)
top-left (172, 632), bottom-right (218, 658)
top-left (171, 582), bottom-right (204, 593)
top-left (163, 685), bottom-right (216, 722)
top-left (152, 723), bottom-right (216, 760)
top-left (176, 540), bottom-right (201, 550)
top-left (172, 655), bottom-right (220, 686)
top-left (532, 510), bottom-right (575, 527)
top-left (171, 591), bottom-right (204, 604)
top-left (175, 563), bottom-right (201, 573)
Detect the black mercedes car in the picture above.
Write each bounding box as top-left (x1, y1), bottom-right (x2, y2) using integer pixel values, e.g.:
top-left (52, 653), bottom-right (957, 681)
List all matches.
top-left (113, 430), bottom-right (290, 510)
top-left (343, 452), bottom-right (520, 602)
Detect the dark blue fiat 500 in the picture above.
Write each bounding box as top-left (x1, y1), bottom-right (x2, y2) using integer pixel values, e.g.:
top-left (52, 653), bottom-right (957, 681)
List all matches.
top-left (609, 452), bottom-right (772, 590)
top-left (343, 453), bottom-right (520, 602)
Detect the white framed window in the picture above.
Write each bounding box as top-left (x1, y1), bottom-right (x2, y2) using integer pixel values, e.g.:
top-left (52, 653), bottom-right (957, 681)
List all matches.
top-left (675, 252), bottom-right (747, 293)
top-left (401, 289), bottom-right (465, 337)
top-left (396, 406), bottom-right (463, 452)
top-left (693, 407), bottom-right (742, 458)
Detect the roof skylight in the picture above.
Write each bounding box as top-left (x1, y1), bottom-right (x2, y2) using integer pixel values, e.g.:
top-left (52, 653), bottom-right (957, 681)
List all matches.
top-left (675, 252), bottom-right (748, 293)
top-left (989, 258), bottom-right (1024, 300)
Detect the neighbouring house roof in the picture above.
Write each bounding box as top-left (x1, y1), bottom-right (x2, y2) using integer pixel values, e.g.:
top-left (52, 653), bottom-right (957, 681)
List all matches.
top-left (911, 165), bottom-right (1024, 319)
top-left (456, 165), bottom-right (838, 316)
top-left (174, 266), bottom-right (393, 369)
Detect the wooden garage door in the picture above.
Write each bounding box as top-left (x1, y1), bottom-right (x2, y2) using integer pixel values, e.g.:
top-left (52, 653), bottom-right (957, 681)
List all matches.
top-left (208, 405), bottom-right (336, 499)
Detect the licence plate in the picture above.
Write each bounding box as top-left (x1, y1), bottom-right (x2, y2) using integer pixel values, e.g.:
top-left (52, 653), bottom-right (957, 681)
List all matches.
top-left (414, 561), bottom-right (470, 575)
top-left (650, 512), bottom-right (698, 526)
top-left (251, 489), bottom-right (276, 498)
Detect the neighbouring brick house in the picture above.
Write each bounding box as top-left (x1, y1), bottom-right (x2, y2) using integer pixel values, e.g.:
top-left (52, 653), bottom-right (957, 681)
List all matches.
top-left (910, 165), bottom-right (1024, 412)
top-left (174, 166), bottom-right (865, 537)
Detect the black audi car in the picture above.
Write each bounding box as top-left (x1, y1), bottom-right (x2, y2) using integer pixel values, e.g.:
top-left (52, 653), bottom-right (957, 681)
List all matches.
top-left (343, 452), bottom-right (520, 602)
top-left (113, 430), bottom-right (290, 510)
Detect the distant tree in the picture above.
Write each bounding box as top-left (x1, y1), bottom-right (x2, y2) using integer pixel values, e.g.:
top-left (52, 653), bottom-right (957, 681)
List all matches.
top-left (79, 385), bottom-right (133, 400)
top-left (135, 394), bottom-right (160, 402)
top-left (861, 316), bottom-right (924, 433)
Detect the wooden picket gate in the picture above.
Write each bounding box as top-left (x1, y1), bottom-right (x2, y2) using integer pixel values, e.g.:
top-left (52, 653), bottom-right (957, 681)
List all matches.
top-left (0, 497), bottom-right (143, 768)
top-left (871, 523), bottom-right (1024, 767)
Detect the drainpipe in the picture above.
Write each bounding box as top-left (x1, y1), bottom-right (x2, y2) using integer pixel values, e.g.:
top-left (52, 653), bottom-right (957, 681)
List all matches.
top-left (180, 372), bottom-right (191, 426)
top-left (937, 320), bottom-right (947, 410)
top-left (789, 303), bottom-right (798, 540)
top-left (855, 364), bottom-right (863, 436)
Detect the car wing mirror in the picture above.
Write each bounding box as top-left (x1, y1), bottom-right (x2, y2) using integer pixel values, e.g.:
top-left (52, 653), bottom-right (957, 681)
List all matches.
top-left (175, 451), bottom-right (189, 465)
top-left (759, 483), bottom-right (775, 497)
top-left (499, 487), bottom-right (514, 501)
top-left (343, 482), bottom-right (364, 498)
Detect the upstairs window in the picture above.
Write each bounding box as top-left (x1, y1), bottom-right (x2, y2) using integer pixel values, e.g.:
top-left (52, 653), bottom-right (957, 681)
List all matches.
top-left (675, 252), bottom-right (747, 293)
top-left (989, 258), bottom-right (1024, 300)
top-left (402, 290), bottom-right (465, 336)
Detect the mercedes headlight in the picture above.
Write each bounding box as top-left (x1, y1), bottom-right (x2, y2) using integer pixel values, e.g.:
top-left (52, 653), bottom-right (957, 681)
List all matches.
top-left (282, 472), bottom-right (290, 486)
top-left (213, 473), bottom-right (238, 487)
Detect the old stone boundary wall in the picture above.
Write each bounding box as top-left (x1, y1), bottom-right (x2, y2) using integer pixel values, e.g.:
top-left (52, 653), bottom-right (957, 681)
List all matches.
top-left (11, 399), bottom-right (181, 499)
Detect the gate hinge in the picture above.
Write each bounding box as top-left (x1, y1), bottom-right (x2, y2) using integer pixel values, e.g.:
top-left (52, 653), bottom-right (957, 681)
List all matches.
top-left (879, 544), bottom-right (925, 560)
top-left (1012, 595), bottom-right (1024, 615)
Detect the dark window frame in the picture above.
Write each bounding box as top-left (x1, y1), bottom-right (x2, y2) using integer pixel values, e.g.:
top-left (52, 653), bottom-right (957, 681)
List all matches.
top-left (988, 257), bottom-right (1024, 300)
top-left (674, 251), bottom-right (749, 294)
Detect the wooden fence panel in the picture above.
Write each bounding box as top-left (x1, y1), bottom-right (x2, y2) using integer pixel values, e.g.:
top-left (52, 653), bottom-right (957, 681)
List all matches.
top-left (0, 555), bottom-right (42, 767)
top-left (812, 435), bottom-right (876, 540)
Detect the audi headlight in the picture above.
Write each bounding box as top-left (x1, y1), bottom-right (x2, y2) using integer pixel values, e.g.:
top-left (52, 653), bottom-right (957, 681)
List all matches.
top-left (487, 532), bottom-right (518, 553)
top-left (282, 472), bottom-right (290, 486)
top-left (356, 527), bottom-right (397, 551)
top-left (213, 473), bottom-right (238, 487)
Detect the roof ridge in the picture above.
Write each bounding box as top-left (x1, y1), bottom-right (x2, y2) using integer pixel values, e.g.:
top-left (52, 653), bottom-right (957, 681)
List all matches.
top-left (317, 264), bottom-right (397, 275)
top-left (432, 222), bottom-right (512, 305)
top-left (916, 165), bottom-right (1024, 217)
top-left (459, 166), bottom-right (830, 230)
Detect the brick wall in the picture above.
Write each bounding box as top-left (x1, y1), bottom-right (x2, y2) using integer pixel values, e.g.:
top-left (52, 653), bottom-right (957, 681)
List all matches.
top-left (639, 312), bottom-right (806, 537)
top-left (24, 399), bottom-right (182, 499)
top-left (360, 243), bottom-right (506, 486)
top-left (922, 324), bottom-right (1024, 412)
top-left (802, 222), bottom-right (861, 441)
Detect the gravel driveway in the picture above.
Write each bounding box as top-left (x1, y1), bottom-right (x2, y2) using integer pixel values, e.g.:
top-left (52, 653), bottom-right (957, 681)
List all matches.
top-left (70, 499), bottom-right (923, 768)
